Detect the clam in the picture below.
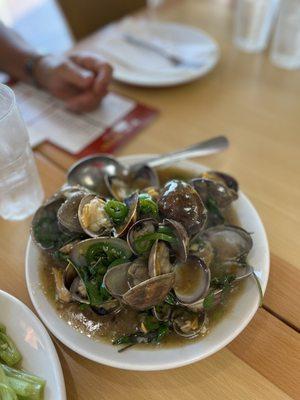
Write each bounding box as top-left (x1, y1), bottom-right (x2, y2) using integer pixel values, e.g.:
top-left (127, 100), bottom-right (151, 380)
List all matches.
top-left (61, 262), bottom-right (121, 314)
top-left (199, 225), bottom-right (253, 263)
top-left (58, 184), bottom-right (90, 199)
top-left (128, 258), bottom-right (149, 288)
top-left (174, 255), bottom-right (211, 307)
top-left (152, 303), bottom-right (172, 322)
top-left (212, 171), bottom-right (238, 192)
top-left (172, 308), bottom-right (207, 338)
top-left (77, 192), bottom-right (138, 238)
top-left (105, 165), bottom-right (159, 201)
top-left (123, 273), bottom-right (175, 310)
top-left (57, 192), bottom-right (85, 233)
top-left (31, 196), bottom-right (79, 253)
top-left (158, 180), bottom-right (207, 236)
top-left (59, 241), bottom-right (80, 255)
top-left (103, 261), bottom-right (175, 311)
top-left (113, 192), bottom-right (139, 237)
top-left (127, 218), bottom-right (158, 255)
top-left (189, 235), bottom-right (214, 266)
top-left (163, 219), bottom-right (189, 262)
top-left (70, 237), bottom-right (132, 269)
top-left (188, 264), bottom-right (254, 313)
top-left (78, 194), bottom-right (112, 237)
top-left (148, 240), bottom-right (173, 277)
top-left (190, 171), bottom-right (238, 209)
top-left (217, 261), bottom-right (254, 282)
top-left (52, 267), bottom-right (72, 303)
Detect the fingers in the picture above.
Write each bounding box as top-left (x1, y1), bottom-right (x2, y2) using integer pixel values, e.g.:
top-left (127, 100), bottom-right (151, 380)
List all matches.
top-left (61, 53), bottom-right (113, 112)
top-left (60, 59), bottom-right (94, 89)
top-left (94, 63), bottom-right (113, 95)
top-left (66, 89), bottom-right (107, 113)
top-left (70, 52), bottom-right (113, 95)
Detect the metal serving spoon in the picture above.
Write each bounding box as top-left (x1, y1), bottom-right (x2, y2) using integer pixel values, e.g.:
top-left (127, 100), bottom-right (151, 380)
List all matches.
top-left (67, 135), bottom-right (229, 193)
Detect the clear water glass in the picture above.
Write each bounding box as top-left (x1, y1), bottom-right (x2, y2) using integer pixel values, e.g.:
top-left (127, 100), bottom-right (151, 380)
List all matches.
top-left (0, 84), bottom-right (44, 220)
top-left (147, 0), bottom-right (164, 19)
top-left (270, 0), bottom-right (300, 69)
top-left (234, 0), bottom-right (280, 52)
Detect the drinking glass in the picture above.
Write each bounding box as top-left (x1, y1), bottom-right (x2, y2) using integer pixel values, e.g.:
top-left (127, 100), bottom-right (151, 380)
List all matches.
top-left (270, 0), bottom-right (300, 69)
top-left (147, 0), bottom-right (164, 19)
top-left (234, 0), bottom-right (280, 52)
top-left (0, 84), bottom-right (44, 220)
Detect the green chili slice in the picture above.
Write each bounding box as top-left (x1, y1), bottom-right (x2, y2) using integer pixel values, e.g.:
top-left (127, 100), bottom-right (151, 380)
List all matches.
top-left (104, 200), bottom-right (128, 225)
top-left (138, 194), bottom-right (158, 218)
top-left (134, 232), bottom-right (176, 254)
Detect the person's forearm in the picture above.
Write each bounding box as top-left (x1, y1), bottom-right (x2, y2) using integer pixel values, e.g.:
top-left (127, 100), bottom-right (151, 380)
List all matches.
top-left (0, 22), bottom-right (40, 81)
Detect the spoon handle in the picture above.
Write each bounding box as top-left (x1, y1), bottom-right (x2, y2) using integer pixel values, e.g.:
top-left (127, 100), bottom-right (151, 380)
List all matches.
top-left (136, 136), bottom-right (229, 169)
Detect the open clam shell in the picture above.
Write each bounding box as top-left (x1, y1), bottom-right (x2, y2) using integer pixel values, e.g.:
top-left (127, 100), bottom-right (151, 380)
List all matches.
top-left (123, 273), bottom-right (175, 310)
top-left (172, 308), bottom-right (208, 339)
top-left (31, 196), bottom-right (80, 254)
top-left (189, 235), bottom-right (214, 266)
top-left (57, 192), bottom-right (85, 233)
top-left (78, 194), bottom-right (112, 237)
top-left (148, 240), bottom-right (173, 277)
top-left (127, 217), bottom-right (159, 255)
top-left (103, 260), bottom-right (175, 311)
top-left (70, 237), bottom-right (132, 267)
top-left (113, 192), bottom-right (139, 237)
top-left (200, 225), bottom-right (253, 263)
top-left (163, 219), bottom-right (189, 262)
top-left (158, 180), bottom-right (207, 236)
top-left (127, 258), bottom-right (149, 288)
top-left (190, 172), bottom-right (238, 209)
top-left (152, 303), bottom-right (172, 322)
top-left (174, 255), bottom-right (211, 306)
top-left (103, 262), bottom-right (132, 298)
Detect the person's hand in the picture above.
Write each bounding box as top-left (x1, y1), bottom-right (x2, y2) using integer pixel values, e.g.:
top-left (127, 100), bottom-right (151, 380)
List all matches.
top-left (34, 52), bottom-right (113, 112)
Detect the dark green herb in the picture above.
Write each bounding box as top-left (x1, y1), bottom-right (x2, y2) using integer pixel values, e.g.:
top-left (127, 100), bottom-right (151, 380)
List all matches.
top-left (113, 322), bottom-right (169, 352)
top-left (85, 242), bottom-right (131, 267)
top-left (104, 200), bottom-right (128, 225)
top-left (142, 316), bottom-right (160, 332)
top-left (165, 292), bottom-right (178, 305)
top-left (203, 291), bottom-right (216, 310)
top-left (34, 215), bottom-right (79, 251)
top-left (98, 286), bottom-right (111, 303)
top-left (205, 197), bottom-right (225, 226)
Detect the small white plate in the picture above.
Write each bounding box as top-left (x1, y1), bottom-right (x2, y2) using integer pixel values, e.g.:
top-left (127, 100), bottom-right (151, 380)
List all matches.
top-left (26, 157), bottom-right (269, 371)
top-left (0, 290), bottom-right (66, 400)
top-left (99, 20), bottom-right (220, 87)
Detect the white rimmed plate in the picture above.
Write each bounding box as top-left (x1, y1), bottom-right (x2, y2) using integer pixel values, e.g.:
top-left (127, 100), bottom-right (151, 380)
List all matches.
top-left (26, 156), bottom-right (269, 371)
top-left (99, 20), bottom-right (220, 87)
top-left (0, 290), bottom-right (66, 399)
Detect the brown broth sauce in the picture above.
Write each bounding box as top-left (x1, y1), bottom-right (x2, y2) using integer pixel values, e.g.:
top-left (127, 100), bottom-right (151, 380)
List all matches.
top-left (39, 166), bottom-right (244, 349)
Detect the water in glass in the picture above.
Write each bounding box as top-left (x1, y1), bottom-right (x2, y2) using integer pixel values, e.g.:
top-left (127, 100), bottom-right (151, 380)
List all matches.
top-left (0, 84), bottom-right (44, 220)
top-left (270, 0), bottom-right (300, 69)
top-left (234, 0), bottom-right (280, 52)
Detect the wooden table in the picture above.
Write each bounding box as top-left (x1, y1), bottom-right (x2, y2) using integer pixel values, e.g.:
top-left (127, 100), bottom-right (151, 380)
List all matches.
top-left (1, 0), bottom-right (299, 399)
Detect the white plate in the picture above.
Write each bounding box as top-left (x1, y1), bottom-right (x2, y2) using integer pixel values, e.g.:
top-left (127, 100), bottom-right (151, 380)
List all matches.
top-left (0, 290), bottom-right (66, 399)
top-left (26, 156), bottom-right (269, 371)
top-left (100, 20), bottom-right (219, 87)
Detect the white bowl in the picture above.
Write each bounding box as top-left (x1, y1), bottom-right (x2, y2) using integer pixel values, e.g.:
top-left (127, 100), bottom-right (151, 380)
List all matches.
top-left (26, 157), bottom-right (269, 371)
top-left (0, 290), bottom-right (66, 399)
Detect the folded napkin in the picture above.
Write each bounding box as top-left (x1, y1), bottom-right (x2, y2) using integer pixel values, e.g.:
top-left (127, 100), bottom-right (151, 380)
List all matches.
top-left (98, 18), bottom-right (217, 76)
